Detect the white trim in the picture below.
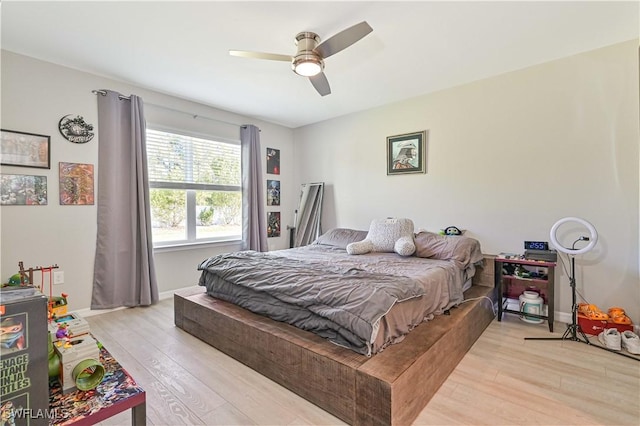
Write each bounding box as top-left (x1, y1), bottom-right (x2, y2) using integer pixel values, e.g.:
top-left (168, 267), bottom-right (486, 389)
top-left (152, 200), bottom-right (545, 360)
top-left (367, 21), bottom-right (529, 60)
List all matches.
top-left (154, 239), bottom-right (242, 253)
top-left (186, 190), bottom-right (197, 241)
top-left (76, 288), bottom-right (179, 317)
top-left (555, 311), bottom-right (571, 325)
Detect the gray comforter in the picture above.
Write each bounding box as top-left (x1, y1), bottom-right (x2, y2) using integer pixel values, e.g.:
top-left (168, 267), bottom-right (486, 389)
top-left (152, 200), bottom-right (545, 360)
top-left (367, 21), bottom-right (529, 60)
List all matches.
top-left (198, 250), bottom-right (427, 355)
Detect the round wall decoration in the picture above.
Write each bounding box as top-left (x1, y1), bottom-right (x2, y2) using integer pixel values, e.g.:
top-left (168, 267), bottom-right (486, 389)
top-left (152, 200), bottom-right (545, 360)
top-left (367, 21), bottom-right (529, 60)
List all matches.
top-left (58, 115), bottom-right (94, 143)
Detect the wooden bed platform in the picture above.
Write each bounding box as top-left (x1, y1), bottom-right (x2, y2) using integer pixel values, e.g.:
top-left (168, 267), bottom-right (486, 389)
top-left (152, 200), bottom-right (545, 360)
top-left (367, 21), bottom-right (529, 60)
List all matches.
top-left (174, 257), bottom-right (495, 426)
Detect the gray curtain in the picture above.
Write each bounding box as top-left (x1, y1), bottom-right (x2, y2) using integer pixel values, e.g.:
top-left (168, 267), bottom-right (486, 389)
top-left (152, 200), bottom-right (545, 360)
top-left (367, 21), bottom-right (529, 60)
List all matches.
top-left (241, 125), bottom-right (267, 251)
top-left (92, 90), bottom-right (159, 308)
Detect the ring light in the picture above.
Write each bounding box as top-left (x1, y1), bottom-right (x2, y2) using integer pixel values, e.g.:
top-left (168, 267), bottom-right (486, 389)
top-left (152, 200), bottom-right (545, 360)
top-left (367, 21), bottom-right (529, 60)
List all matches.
top-left (535, 217), bottom-right (636, 360)
top-left (549, 217), bottom-right (598, 255)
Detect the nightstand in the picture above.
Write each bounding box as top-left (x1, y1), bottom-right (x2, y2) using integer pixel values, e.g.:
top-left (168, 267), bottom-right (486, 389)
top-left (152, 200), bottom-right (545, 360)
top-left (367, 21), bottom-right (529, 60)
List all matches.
top-left (495, 257), bottom-right (556, 332)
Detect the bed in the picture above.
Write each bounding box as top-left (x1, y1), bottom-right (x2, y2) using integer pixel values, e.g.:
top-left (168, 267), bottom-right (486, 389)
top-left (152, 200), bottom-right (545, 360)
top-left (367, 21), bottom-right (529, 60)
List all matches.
top-left (175, 229), bottom-right (495, 425)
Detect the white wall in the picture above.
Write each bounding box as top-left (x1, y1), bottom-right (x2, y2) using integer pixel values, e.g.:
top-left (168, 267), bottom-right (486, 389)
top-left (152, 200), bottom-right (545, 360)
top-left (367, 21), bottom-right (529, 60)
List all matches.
top-left (3, 41), bottom-right (638, 323)
top-left (1, 51), bottom-right (294, 312)
top-left (293, 40), bottom-right (640, 323)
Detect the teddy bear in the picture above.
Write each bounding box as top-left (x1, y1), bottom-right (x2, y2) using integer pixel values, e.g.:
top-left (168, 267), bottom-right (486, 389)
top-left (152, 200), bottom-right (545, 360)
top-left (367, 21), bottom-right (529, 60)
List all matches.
top-left (346, 218), bottom-right (416, 256)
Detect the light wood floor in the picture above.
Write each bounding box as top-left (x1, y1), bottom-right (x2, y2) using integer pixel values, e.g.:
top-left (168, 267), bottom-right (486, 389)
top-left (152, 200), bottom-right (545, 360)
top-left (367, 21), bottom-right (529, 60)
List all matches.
top-left (87, 298), bottom-right (640, 426)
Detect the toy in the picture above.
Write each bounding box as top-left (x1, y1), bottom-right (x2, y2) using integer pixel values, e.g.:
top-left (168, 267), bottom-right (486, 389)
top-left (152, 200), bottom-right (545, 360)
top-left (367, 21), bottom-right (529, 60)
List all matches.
top-left (55, 323), bottom-right (71, 347)
top-left (7, 273), bottom-right (27, 286)
top-left (439, 226), bottom-right (463, 236)
top-left (54, 334), bottom-right (105, 394)
top-left (346, 218), bottom-right (415, 256)
top-left (9, 261), bottom-right (66, 319)
top-left (49, 312), bottom-right (90, 341)
top-left (49, 294), bottom-right (69, 317)
top-left (48, 332), bottom-right (61, 382)
top-left (55, 323), bottom-right (69, 339)
top-left (48, 311), bottom-right (96, 391)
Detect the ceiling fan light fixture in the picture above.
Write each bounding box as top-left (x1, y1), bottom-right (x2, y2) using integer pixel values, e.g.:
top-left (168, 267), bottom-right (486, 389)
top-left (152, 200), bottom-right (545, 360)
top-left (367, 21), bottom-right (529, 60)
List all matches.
top-left (231, 22), bottom-right (372, 95)
top-left (293, 56), bottom-right (323, 77)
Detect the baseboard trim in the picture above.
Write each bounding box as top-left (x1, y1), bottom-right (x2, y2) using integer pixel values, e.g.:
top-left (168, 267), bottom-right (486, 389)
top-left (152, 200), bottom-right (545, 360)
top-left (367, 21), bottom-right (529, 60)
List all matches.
top-left (76, 287), bottom-right (188, 317)
top-left (555, 311), bottom-right (571, 325)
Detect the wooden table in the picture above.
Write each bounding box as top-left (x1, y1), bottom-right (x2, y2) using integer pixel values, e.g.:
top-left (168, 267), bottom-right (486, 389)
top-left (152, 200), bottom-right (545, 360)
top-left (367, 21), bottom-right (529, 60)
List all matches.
top-left (48, 341), bottom-right (146, 425)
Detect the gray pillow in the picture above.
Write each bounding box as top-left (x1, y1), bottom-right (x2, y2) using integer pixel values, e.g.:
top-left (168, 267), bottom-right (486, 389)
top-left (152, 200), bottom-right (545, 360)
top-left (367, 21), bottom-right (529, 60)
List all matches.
top-left (314, 228), bottom-right (368, 249)
top-left (414, 231), bottom-right (483, 267)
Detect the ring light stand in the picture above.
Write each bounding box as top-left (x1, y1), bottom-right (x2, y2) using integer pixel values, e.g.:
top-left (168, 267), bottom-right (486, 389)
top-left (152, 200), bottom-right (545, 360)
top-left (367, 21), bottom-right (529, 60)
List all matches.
top-left (525, 217), bottom-right (638, 361)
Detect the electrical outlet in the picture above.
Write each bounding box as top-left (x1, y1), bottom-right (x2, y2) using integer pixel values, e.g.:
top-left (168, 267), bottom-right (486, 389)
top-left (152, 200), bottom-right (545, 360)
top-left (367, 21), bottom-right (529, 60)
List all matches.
top-left (53, 271), bottom-right (64, 285)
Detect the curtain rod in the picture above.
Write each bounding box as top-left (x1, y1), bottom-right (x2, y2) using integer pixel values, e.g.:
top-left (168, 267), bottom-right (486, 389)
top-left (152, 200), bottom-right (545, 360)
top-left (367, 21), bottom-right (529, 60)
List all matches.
top-left (91, 89), bottom-right (250, 129)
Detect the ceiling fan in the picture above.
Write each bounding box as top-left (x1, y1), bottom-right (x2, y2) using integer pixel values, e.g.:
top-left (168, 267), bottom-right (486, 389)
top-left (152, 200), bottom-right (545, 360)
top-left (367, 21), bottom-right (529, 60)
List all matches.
top-left (229, 21), bottom-right (373, 96)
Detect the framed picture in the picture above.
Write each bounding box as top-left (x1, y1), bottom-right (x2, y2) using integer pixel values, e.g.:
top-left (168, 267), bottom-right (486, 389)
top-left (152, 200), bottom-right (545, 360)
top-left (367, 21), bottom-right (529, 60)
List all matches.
top-left (59, 162), bottom-right (95, 205)
top-left (267, 211), bottom-right (281, 237)
top-left (1, 174), bottom-right (48, 205)
top-left (386, 130), bottom-right (427, 175)
top-left (267, 180), bottom-right (280, 206)
top-left (1, 129), bottom-right (51, 169)
top-left (267, 148), bottom-right (280, 175)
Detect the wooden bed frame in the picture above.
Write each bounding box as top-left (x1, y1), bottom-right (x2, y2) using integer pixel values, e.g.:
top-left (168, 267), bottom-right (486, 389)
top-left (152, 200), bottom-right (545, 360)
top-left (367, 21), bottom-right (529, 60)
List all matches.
top-left (174, 255), bottom-right (495, 425)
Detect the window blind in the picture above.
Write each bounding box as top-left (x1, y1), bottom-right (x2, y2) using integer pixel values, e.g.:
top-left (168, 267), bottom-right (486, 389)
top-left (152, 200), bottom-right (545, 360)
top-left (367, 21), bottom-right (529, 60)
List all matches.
top-left (146, 129), bottom-right (241, 189)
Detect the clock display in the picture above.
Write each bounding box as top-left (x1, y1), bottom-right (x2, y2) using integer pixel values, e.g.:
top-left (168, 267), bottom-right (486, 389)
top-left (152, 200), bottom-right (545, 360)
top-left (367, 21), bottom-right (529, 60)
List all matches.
top-left (524, 241), bottom-right (549, 250)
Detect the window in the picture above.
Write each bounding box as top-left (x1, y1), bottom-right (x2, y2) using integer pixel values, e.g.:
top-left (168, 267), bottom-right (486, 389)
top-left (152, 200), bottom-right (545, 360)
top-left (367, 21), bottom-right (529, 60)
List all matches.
top-left (146, 128), bottom-right (242, 246)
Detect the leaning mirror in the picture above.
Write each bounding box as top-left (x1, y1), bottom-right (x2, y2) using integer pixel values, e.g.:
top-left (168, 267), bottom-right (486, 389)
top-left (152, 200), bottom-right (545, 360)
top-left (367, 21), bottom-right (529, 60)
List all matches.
top-left (293, 182), bottom-right (324, 247)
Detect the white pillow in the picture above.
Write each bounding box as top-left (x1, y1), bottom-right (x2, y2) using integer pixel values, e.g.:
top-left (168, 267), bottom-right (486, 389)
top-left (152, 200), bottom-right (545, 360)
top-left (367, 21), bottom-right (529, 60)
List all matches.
top-left (346, 218), bottom-right (416, 256)
top-left (345, 239), bottom-right (374, 255)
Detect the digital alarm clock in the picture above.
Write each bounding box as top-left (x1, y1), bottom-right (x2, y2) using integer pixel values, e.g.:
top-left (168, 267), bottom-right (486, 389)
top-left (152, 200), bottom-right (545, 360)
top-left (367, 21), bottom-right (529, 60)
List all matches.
top-left (524, 240), bottom-right (557, 262)
top-left (524, 241), bottom-right (549, 251)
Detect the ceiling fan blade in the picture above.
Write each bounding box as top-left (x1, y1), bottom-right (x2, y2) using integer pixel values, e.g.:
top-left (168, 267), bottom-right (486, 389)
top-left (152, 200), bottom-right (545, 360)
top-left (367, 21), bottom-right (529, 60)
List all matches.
top-left (309, 72), bottom-right (331, 96)
top-left (315, 21), bottom-right (373, 59)
top-left (229, 50), bottom-right (293, 62)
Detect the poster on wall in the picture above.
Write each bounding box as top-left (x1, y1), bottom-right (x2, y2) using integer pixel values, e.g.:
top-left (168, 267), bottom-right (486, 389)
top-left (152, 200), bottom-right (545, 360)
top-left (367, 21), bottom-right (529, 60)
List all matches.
top-left (0, 129), bottom-right (51, 169)
top-left (266, 148), bottom-right (280, 175)
top-left (59, 162), bottom-right (94, 205)
top-left (267, 180), bottom-right (280, 206)
top-left (386, 130), bottom-right (427, 175)
top-left (0, 174), bottom-right (48, 205)
top-left (267, 211), bottom-right (281, 237)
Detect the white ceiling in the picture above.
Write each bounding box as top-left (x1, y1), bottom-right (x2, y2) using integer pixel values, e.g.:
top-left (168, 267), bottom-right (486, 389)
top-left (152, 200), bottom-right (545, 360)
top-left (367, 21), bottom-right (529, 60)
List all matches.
top-left (2, 1), bottom-right (638, 128)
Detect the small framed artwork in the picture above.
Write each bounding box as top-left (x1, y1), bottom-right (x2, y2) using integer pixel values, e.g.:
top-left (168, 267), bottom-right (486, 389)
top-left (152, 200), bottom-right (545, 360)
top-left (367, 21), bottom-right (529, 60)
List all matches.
top-left (1, 129), bottom-right (51, 169)
top-left (0, 174), bottom-right (48, 205)
top-left (267, 180), bottom-right (280, 206)
top-left (59, 162), bottom-right (95, 205)
top-left (386, 130), bottom-right (427, 175)
top-left (267, 211), bottom-right (281, 237)
top-left (267, 148), bottom-right (280, 175)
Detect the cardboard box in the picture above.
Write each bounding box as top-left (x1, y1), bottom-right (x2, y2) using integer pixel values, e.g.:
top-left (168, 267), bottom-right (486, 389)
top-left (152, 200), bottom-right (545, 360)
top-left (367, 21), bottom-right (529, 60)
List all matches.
top-left (0, 292), bottom-right (49, 426)
top-left (578, 314), bottom-right (634, 335)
